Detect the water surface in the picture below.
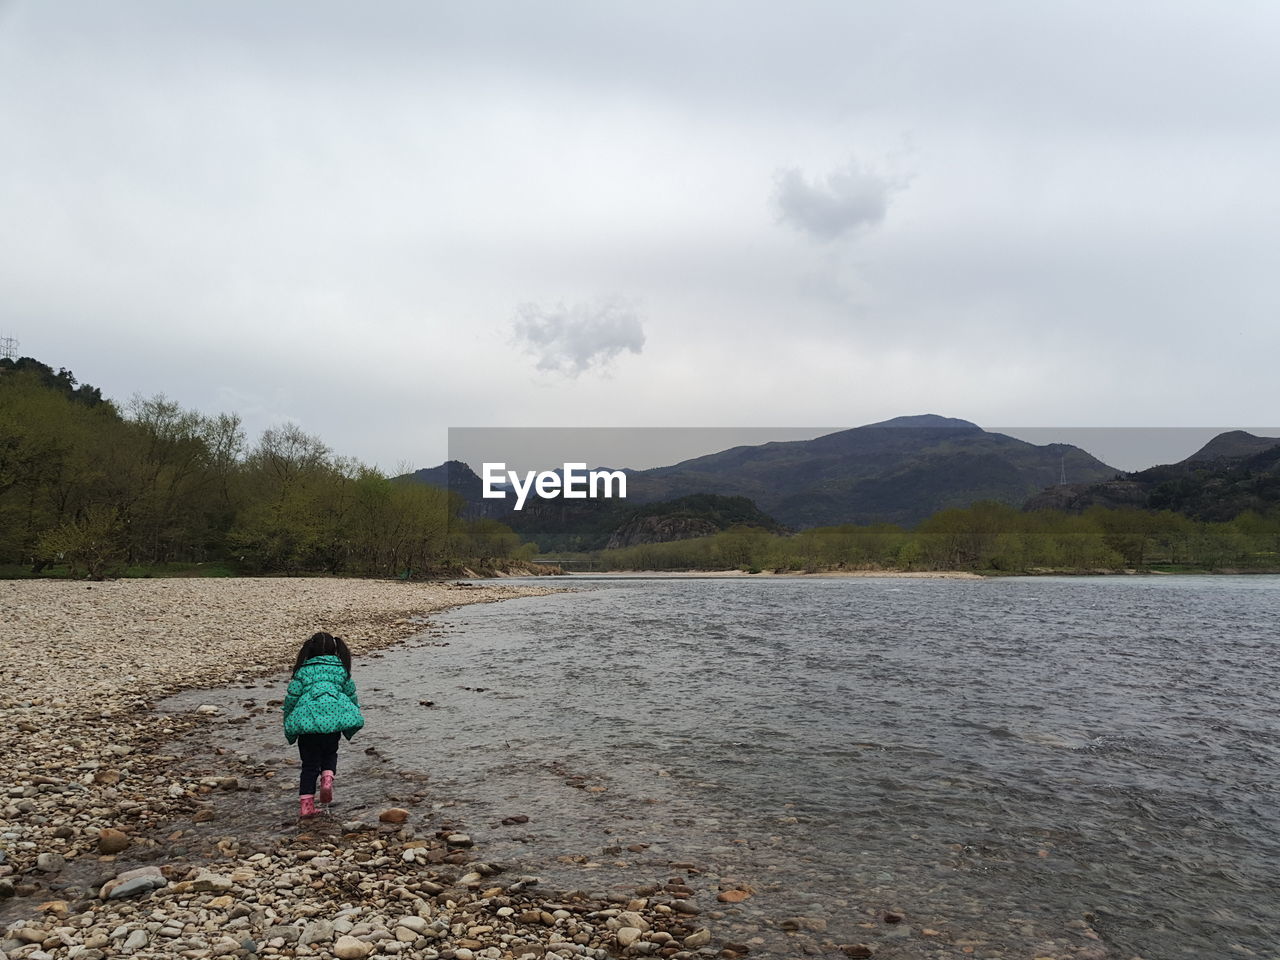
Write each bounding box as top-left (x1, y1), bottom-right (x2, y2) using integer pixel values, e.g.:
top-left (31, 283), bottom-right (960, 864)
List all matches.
top-left (347, 576), bottom-right (1279, 958)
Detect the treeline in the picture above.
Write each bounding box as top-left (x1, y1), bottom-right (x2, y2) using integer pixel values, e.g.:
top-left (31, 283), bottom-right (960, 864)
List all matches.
top-left (0, 358), bottom-right (533, 578)
top-left (589, 501), bottom-right (1280, 573)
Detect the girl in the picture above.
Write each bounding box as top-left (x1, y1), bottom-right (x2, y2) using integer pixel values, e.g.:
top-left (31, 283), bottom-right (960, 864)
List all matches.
top-left (282, 631), bottom-right (365, 818)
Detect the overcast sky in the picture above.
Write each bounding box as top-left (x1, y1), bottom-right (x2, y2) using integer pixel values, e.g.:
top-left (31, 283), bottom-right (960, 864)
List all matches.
top-left (2, 1), bottom-right (1277, 472)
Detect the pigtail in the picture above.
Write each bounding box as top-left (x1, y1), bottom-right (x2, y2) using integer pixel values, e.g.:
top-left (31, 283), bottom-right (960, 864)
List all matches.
top-left (291, 631), bottom-right (352, 676)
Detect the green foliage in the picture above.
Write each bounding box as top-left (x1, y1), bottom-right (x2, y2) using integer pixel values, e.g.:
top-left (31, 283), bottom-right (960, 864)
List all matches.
top-left (37, 505), bottom-right (125, 580)
top-left (1049, 441), bottom-right (1280, 521)
top-left (0, 359), bottom-right (530, 579)
top-left (0, 357), bottom-right (107, 407)
top-left (588, 501), bottom-right (1280, 574)
top-left (1138, 446), bottom-right (1280, 520)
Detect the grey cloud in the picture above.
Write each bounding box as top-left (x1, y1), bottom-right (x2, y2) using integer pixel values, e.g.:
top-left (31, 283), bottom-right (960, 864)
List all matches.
top-left (773, 158), bottom-right (901, 242)
top-left (512, 298), bottom-right (646, 376)
top-left (3, 2), bottom-right (1279, 469)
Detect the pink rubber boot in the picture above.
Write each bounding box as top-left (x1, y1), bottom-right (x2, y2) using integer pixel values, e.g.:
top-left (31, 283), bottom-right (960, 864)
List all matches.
top-left (318, 771), bottom-right (334, 805)
top-left (299, 794), bottom-right (317, 818)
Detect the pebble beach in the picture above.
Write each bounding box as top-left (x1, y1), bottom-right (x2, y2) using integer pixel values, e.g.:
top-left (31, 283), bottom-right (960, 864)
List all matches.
top-left (0, 578), bottom-right (754, 960)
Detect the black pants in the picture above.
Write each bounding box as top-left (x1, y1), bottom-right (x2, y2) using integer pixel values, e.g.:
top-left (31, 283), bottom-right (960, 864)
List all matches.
top-left (297, 732), bottom-right (340, 796)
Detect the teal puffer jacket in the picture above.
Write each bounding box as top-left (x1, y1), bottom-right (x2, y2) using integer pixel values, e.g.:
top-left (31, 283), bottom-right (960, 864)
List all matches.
top-left (282, 655), bottom-right (365, 744)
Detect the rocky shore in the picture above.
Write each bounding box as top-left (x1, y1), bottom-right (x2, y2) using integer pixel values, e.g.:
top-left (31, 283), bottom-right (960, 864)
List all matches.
top-left (0, 578), bottom-right (734, 960)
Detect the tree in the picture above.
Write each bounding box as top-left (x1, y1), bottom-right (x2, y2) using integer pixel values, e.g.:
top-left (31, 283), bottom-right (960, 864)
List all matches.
top-left (38, 506), bottom-right (125, 579)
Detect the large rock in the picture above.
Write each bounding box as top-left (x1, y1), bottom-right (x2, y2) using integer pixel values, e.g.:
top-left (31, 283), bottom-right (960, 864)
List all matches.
top-left (191, 871), bottom-right (233, 893)
top-left (616, 927), bottom-right (644, 947)
top-left (299, 919), bottom-right (334, 945)
top-left (605, 514), bottom-right (719, 549)
top-left (684, 929), bottom-right (712, 948)
top-left (37, 899), bottom-right (69, 919)
top-left (35, 852), bottom-right (65, 873)
top-left (333, 935), bottom-right (373, 958)
top-left (122, 929), bottom-right (150, 951)
top-left (100, 866), bottom-right (167, 899)
top-left (379, 808), bottom-right (410, 824)
top-left (97, 828), bottom-right (130, 854)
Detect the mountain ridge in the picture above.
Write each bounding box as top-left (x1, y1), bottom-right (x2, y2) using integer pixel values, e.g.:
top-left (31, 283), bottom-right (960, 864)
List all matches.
top-left (404, 415), bottom-right (1121, 529)
top-left (1024, 430), bottom-right (1280, 520)
top-left (619, 415), bottom-right (1117, 526)
top-left (1180, 430), bottom-right (1280, 464)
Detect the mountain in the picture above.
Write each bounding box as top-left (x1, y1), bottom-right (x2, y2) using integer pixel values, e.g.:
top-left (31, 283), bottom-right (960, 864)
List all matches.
top-left (405, 415), bottom-right (1119, 531)
top-left (398, 460), bottom-right (508, 520)
top-left (604, 494), bottom-right (785, 549)
top-left (1024, 430), bottom-right (1280, 521)
top-left (618, 415), bottom-right (1118, 527)
top-left (1180, 430), bottom-right (1280, 464)
top-left (397, 463), bottom-right (784, 551)
top-left (503, 493), bottom-right (784, 553)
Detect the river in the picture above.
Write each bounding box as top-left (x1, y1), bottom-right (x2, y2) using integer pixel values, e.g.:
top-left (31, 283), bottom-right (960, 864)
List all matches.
top-left (187, 575), bottom-right (1280, 959)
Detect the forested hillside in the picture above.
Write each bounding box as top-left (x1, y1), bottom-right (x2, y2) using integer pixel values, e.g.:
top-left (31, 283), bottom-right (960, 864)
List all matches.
top-left (0, 358), bottom-right (532, 579)
top-left (501, 491), bottom-right (784, 552)
top-left (1024, 430), bottom-right (1280, 522)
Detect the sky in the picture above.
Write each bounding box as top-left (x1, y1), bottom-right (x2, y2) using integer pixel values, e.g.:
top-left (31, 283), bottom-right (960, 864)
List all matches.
top-left (1, 1), bottom-right (1277, 473)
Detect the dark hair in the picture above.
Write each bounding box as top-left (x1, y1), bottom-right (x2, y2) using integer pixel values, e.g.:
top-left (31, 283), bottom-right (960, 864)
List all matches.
top-left (292, 631), bottom-right (353, 677)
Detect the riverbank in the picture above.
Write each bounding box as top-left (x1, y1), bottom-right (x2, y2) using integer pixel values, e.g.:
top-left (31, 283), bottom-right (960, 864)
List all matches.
top-left (561, 566), bottom-right (1280, 578)
top-left (0, 560), bottom-right (565, 582)
top-left (0, 578), bottom-right (561, 732)
top-left (564, 569), bottom-right (982, 579)
top-left (0, 579), bottom-right (737, 960)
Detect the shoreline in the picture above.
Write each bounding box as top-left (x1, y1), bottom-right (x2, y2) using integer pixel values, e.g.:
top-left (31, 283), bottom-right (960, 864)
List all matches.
top-left (2, 579), bottom-right (733, 960)
top-left (554, 567), bottom-right (1280, 579)
top-left (557, 569), bottom-right (984, 579)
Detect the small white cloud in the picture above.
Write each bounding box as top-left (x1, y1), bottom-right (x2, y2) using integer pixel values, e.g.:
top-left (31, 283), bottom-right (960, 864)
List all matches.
top-left (512, 296), bottom-right (646, 376)
top-left (773, 157), bottom-right (902, 242)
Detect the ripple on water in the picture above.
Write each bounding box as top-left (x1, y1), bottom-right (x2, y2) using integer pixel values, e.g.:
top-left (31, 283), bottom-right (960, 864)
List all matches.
top-left (357, 575), bottom-right (1280, 957)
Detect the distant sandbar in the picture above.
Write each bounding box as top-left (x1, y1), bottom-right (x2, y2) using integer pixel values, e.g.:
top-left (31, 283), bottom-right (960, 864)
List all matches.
top-left (568, 568), bottom-right (983, 579)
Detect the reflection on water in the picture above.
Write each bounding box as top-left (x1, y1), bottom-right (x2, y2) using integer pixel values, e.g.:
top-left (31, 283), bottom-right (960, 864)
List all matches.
top-left (356, 576), bottom-right (1280, 958)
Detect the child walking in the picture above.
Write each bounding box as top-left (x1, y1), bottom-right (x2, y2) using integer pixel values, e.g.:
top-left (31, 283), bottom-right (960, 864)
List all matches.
top-left (282, 631), bottom-right (365, 818)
